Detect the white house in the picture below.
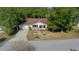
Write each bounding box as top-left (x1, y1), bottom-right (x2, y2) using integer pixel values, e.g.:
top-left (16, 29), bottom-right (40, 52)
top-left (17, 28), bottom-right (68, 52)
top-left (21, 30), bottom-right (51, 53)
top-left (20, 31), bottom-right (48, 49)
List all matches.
top-left (19, 18), bottom-right (48, 30)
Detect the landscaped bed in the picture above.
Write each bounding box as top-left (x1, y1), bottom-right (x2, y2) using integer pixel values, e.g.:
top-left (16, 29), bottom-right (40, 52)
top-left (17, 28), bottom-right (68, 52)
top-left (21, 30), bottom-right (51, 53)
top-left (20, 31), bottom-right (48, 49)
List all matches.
top-left (27, 30), bottom-right (79, 40)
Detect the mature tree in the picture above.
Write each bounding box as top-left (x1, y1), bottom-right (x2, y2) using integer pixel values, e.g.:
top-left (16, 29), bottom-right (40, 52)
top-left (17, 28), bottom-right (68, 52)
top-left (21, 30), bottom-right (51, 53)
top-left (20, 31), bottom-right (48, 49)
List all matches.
top-left (48, 7), bottom-right (79, 32)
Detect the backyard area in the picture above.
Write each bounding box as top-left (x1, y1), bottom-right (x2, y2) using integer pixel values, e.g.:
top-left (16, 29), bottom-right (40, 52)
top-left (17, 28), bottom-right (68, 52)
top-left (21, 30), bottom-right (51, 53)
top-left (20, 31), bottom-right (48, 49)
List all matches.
top-left (27, 30), bottom-right (79, 40)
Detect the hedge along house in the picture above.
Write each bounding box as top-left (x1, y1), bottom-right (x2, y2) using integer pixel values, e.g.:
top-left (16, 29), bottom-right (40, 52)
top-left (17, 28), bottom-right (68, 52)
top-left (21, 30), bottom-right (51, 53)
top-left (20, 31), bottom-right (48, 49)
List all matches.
top-left (19, 18), bottom-right (48, 30)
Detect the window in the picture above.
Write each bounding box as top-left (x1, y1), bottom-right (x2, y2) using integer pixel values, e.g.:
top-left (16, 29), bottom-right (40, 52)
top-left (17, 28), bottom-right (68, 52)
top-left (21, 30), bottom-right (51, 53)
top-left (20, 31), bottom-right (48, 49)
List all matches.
top-left (39, 25), bottom-right (42, 28)
top-left (39, 25), bottom-right (46, 28)
top-left (33, 25), bottom-right (38, 27)
top-left (43, 25), bottom-right (45, 28)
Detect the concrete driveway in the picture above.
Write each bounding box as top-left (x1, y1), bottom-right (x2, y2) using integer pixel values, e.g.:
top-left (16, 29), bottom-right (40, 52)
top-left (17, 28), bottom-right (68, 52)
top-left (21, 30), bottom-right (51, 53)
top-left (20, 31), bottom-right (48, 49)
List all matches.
top-left (0, 29), bottom-right (30, 51)
top-left (15, 29), bottom-right (28, 40)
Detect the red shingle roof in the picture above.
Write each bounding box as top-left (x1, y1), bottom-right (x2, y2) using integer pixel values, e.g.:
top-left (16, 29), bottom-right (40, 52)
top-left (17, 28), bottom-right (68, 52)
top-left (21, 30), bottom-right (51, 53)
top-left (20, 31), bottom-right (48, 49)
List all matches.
top-left (25, 18), bottom-right (48, 25)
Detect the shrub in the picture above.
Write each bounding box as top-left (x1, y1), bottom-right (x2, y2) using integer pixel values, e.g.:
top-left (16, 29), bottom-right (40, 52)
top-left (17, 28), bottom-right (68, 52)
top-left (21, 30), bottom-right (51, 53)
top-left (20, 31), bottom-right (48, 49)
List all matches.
top-left (29, 27), bottom-right (32, 30)
top-left (35, 35), bottom-right (39, 39)
top-left (3, 27), bottom-right (12, 35)
top-left (74, 29), bottom-right (79, 33)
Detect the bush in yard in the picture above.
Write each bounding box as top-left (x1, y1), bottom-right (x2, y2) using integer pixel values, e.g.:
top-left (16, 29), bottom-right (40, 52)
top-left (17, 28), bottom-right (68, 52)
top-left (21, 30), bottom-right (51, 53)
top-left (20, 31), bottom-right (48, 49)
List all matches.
top-left (3, 27), bottom-right (12, 35)
top-left (35, 35), bottom-right (39, 39)
top-left (74, 29), bottom-right (79, 33)
top-left (48, 21), bottom-right (60, 32)
top-left (29, 27), bottom-right (32, 30)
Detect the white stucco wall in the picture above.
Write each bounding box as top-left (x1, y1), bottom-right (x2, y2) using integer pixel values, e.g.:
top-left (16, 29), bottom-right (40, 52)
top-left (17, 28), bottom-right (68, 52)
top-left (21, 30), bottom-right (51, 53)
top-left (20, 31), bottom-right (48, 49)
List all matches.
top-left (32, 22), bottom-right (47, 28)
top-left (20, 22), bottom-right (48, 30)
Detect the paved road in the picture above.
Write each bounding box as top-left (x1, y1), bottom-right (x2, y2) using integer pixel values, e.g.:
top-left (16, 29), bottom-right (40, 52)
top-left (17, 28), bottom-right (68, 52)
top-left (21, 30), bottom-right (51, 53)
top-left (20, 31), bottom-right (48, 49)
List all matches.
top-left (30, 39), bottom-right (79, 51)
top-left (0, 29), bottom-right (30, 51)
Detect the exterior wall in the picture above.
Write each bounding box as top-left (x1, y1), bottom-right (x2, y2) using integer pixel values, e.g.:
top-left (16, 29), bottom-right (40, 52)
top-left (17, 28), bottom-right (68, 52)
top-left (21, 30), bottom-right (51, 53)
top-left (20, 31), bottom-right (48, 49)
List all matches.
top-left (33, 22), bottom-right (47, 27)
top-left (29, 25), bottom-right (32, 28)
top-left (20, 22), bottom-right (48, 30)
top-left (32, 27), bottom-right (47, 30)
top-left (32, 22), bottom-right (48, 30)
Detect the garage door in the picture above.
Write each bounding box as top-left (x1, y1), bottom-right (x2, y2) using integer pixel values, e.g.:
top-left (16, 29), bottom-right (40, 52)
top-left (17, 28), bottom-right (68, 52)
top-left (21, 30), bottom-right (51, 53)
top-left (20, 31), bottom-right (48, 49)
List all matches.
top-left (23, 25), bottom-right (29, 29)
top-left (19, 24), bottom-right (29, 30)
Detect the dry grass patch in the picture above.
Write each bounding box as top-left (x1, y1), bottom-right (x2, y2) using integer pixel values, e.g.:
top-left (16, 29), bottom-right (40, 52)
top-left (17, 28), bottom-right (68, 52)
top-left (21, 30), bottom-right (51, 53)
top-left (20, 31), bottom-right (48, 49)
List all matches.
top-left (27, 30), bottom-right (79, 40)
top-left (0, 33), bottom-right (12, 42)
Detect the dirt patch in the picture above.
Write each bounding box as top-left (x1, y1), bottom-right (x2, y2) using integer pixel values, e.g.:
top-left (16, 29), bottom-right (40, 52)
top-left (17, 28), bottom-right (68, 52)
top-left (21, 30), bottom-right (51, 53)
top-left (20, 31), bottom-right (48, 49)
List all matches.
top-left (0, 33), bottom-right (12, 42)
top-left (27, 30), bottom-right (79, 40)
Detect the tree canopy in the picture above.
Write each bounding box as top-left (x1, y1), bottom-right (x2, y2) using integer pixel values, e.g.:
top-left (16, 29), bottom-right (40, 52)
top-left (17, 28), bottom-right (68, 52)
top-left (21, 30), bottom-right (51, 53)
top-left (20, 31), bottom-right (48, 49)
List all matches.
top-left (0, 7), bottom-right (79, 34)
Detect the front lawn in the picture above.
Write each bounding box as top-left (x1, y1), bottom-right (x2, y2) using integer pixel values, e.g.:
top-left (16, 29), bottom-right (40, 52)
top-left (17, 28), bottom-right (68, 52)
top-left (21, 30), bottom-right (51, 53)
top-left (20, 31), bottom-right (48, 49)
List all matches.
top-left (27, 30), bottom-right (79, 40)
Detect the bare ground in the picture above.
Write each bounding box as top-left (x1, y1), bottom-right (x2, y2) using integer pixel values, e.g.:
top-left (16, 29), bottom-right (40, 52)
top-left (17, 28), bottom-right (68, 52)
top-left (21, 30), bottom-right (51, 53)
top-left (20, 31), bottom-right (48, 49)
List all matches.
top-left (27, 30), bottom-right (79, 40)
top-left (0, 33), bottom-right (12, 42)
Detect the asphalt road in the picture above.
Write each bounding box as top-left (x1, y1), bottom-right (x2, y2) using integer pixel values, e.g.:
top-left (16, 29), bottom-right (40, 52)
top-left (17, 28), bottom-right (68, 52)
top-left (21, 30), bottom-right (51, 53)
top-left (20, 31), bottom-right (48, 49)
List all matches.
top-left (30, 39), bottom-right (79, 51)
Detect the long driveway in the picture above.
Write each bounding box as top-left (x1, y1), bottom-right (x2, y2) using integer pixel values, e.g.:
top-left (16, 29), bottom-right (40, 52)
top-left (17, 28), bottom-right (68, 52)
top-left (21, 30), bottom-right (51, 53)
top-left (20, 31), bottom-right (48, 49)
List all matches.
top-left (0, 29), bottom-right (29, 51)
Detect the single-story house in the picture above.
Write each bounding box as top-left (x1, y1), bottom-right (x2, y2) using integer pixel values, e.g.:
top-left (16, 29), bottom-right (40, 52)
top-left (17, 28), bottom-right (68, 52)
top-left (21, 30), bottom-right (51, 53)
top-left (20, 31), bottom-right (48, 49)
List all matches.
top-left (19, 18), bottom-right (48, 30)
